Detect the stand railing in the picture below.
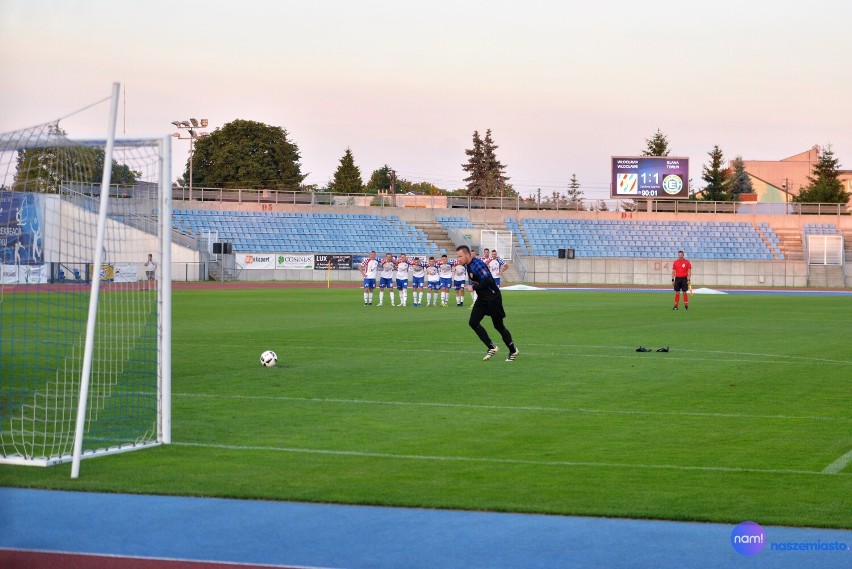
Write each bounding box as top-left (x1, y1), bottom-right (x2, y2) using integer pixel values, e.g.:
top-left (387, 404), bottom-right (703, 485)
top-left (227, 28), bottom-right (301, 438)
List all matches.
top-left (169, 186), bottom-right (850, 217)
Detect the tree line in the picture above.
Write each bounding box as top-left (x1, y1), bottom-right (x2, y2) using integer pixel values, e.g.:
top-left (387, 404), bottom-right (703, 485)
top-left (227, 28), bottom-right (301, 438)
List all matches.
top-left (182, 120), bottom-right (598, 206)
top-left (11, 120), bottom-right (849, 205)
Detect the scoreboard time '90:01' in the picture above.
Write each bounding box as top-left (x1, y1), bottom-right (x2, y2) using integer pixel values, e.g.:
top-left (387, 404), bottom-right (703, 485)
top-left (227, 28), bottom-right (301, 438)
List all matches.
top-left (611, 156), bottom-right (689, 199)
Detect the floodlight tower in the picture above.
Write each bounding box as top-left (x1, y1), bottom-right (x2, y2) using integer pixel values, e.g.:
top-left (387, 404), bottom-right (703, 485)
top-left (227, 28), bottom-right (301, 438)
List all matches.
top-left (171, 118), bottom-right (209, 200)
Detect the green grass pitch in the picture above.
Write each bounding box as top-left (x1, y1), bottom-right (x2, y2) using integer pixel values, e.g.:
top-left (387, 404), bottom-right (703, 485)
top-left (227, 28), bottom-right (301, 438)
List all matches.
top-left (1, 287), bottom-right (850, 528)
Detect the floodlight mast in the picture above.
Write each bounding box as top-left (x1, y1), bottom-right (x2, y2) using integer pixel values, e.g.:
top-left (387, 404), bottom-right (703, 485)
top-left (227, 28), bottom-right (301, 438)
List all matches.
top-left (171, 118), bottom-right (209, 200)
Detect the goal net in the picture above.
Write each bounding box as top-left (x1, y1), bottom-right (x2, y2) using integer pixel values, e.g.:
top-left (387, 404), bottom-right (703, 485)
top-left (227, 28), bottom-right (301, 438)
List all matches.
top-left (0, 99), bottom-right (171, 472)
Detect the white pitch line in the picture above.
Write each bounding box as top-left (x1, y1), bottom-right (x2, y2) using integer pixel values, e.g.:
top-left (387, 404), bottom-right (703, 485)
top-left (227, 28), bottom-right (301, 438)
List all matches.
top-left (177, 339), bottom-right (852, 366)
top-left (822, 449), bottom-right (852, 474)
top-left (173, 441), bottom-right (843, 477)
top-left (280, 344), bottom-right (852, 367)
top-left (524, 343), bottom-right (852, 366)
top-left (174, 393), bottom-right (846, 422)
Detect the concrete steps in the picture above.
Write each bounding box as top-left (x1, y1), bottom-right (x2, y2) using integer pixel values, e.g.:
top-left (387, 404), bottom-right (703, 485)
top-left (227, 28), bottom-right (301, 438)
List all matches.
top-left (807, 265), bottom-right (846, 288)
top-left (416, 222), bottom-right (455, 257)
top-left (497, 259), bottom-right (522, 285)
top-left (774, 228), bottom-right (805, 260)
top-left (208, 255), bottom-right (240, 281)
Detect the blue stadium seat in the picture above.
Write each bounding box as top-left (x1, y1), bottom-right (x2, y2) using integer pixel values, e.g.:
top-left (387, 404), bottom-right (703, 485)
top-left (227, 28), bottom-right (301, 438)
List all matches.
top-left (515, 217), bottom-right (777, 260)
top-left (169, 211), bottom-right (441, 254)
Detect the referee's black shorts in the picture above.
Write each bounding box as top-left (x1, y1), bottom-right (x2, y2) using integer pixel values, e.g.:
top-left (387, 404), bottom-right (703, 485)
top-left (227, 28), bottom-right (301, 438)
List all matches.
top-left (471, 292), bottom-right (506, 322)
top-left (673, 276), bottom-right (689, 292)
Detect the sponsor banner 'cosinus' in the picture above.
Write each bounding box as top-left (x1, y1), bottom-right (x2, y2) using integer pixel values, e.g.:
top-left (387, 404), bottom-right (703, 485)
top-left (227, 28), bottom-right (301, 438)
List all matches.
top-left (276, 254), bottom-right (314, 269)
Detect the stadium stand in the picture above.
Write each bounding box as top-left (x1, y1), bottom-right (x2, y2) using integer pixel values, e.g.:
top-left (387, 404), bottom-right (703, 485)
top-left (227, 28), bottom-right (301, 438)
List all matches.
top-left (170, 209), bottom-right (793, 261)
top-left (504, 218), bottom-right (530, 256)
top-left (516, 219), bottom-right (778, 260)
top-left (172, 210), bottom-right (439, 255)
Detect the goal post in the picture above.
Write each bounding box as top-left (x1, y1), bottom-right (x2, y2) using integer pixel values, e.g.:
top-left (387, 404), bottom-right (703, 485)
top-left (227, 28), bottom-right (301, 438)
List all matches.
top-left (0, 85), bottom-right (171, 474)
top-left (480, 230), bottom-right (513, 260)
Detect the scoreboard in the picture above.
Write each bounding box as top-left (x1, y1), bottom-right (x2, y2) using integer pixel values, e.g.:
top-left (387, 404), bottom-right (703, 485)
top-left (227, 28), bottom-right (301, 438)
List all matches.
top-left (611, 156), bottom-right (689, 199)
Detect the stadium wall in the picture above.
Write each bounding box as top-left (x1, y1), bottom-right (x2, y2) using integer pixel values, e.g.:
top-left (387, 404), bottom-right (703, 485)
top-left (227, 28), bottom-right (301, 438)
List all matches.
top-left (225, 258), bottom-right (812, 287)
top-left (520, 257), bottom-right (808, 287)
top-left (45, 196), bottom-right (201, 281)
top-left (230, 268), bottom-right (361, 283)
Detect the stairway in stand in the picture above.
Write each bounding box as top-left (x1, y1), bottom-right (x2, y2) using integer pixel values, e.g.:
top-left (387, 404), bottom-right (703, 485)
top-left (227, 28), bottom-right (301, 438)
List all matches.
top-left (807, 265), bottom-right (846, 288)
top-left (773, 228), bottom-right (805, 261)
top-left (416, 221), bottom-right (455, 257)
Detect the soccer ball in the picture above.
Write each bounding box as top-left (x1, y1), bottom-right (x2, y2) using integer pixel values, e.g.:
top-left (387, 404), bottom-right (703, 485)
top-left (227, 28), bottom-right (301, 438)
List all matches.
top-left (260, 350), bottom-right (277, 367)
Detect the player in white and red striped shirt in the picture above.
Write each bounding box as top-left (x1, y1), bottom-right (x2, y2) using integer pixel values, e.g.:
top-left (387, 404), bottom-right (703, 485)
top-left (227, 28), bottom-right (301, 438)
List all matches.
top-left (488, 250), bottom-right (508, 287)
top-left (377, 253), bottom-right (397, 306)
top-left (410, 257), bottom-right (426, 307)
top-left (394, 253), bottom-right (411, 307)
top-left (359, 251), bottom-right (379, 305)
top-left (437, 254), bottom-right (456, 307)
top-left (452, 262), bottom-right (468, 306)
top-left (424, 257), bottom-right (440, 306)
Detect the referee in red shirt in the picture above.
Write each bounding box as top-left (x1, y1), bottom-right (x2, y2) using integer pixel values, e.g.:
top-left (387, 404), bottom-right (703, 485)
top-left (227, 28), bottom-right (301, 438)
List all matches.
top-left (671, 250), bottom-right (692, 310)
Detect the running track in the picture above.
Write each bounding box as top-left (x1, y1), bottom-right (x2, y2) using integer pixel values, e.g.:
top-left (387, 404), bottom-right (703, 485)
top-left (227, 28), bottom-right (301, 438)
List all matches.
top-left (1, 488), bottom-right (850, 568)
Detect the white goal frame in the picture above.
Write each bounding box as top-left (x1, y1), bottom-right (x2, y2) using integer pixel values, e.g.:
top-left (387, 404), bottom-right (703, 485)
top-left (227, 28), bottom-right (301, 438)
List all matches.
top-left (0, 83), bottom-right (172, 476)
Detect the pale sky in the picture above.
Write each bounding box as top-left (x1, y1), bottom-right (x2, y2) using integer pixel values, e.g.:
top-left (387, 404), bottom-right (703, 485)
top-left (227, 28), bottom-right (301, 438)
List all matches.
top-left (1, 0), bottom-right (850, 199)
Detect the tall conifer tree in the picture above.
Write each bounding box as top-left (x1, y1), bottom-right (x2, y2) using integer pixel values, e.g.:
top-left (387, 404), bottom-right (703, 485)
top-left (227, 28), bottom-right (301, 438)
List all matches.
top-left (794, 145), bottom-right (849, 203)
top-left (328, 148), bottom-right (363, 194)
top-left (729, 156), bottom-right (754, 199)
top-left (565, 173), bottom-right (584, 210)
top-left (701, 145), bottom-right (730, 201)
top-left (463, 129), bottom-right (509, 197)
